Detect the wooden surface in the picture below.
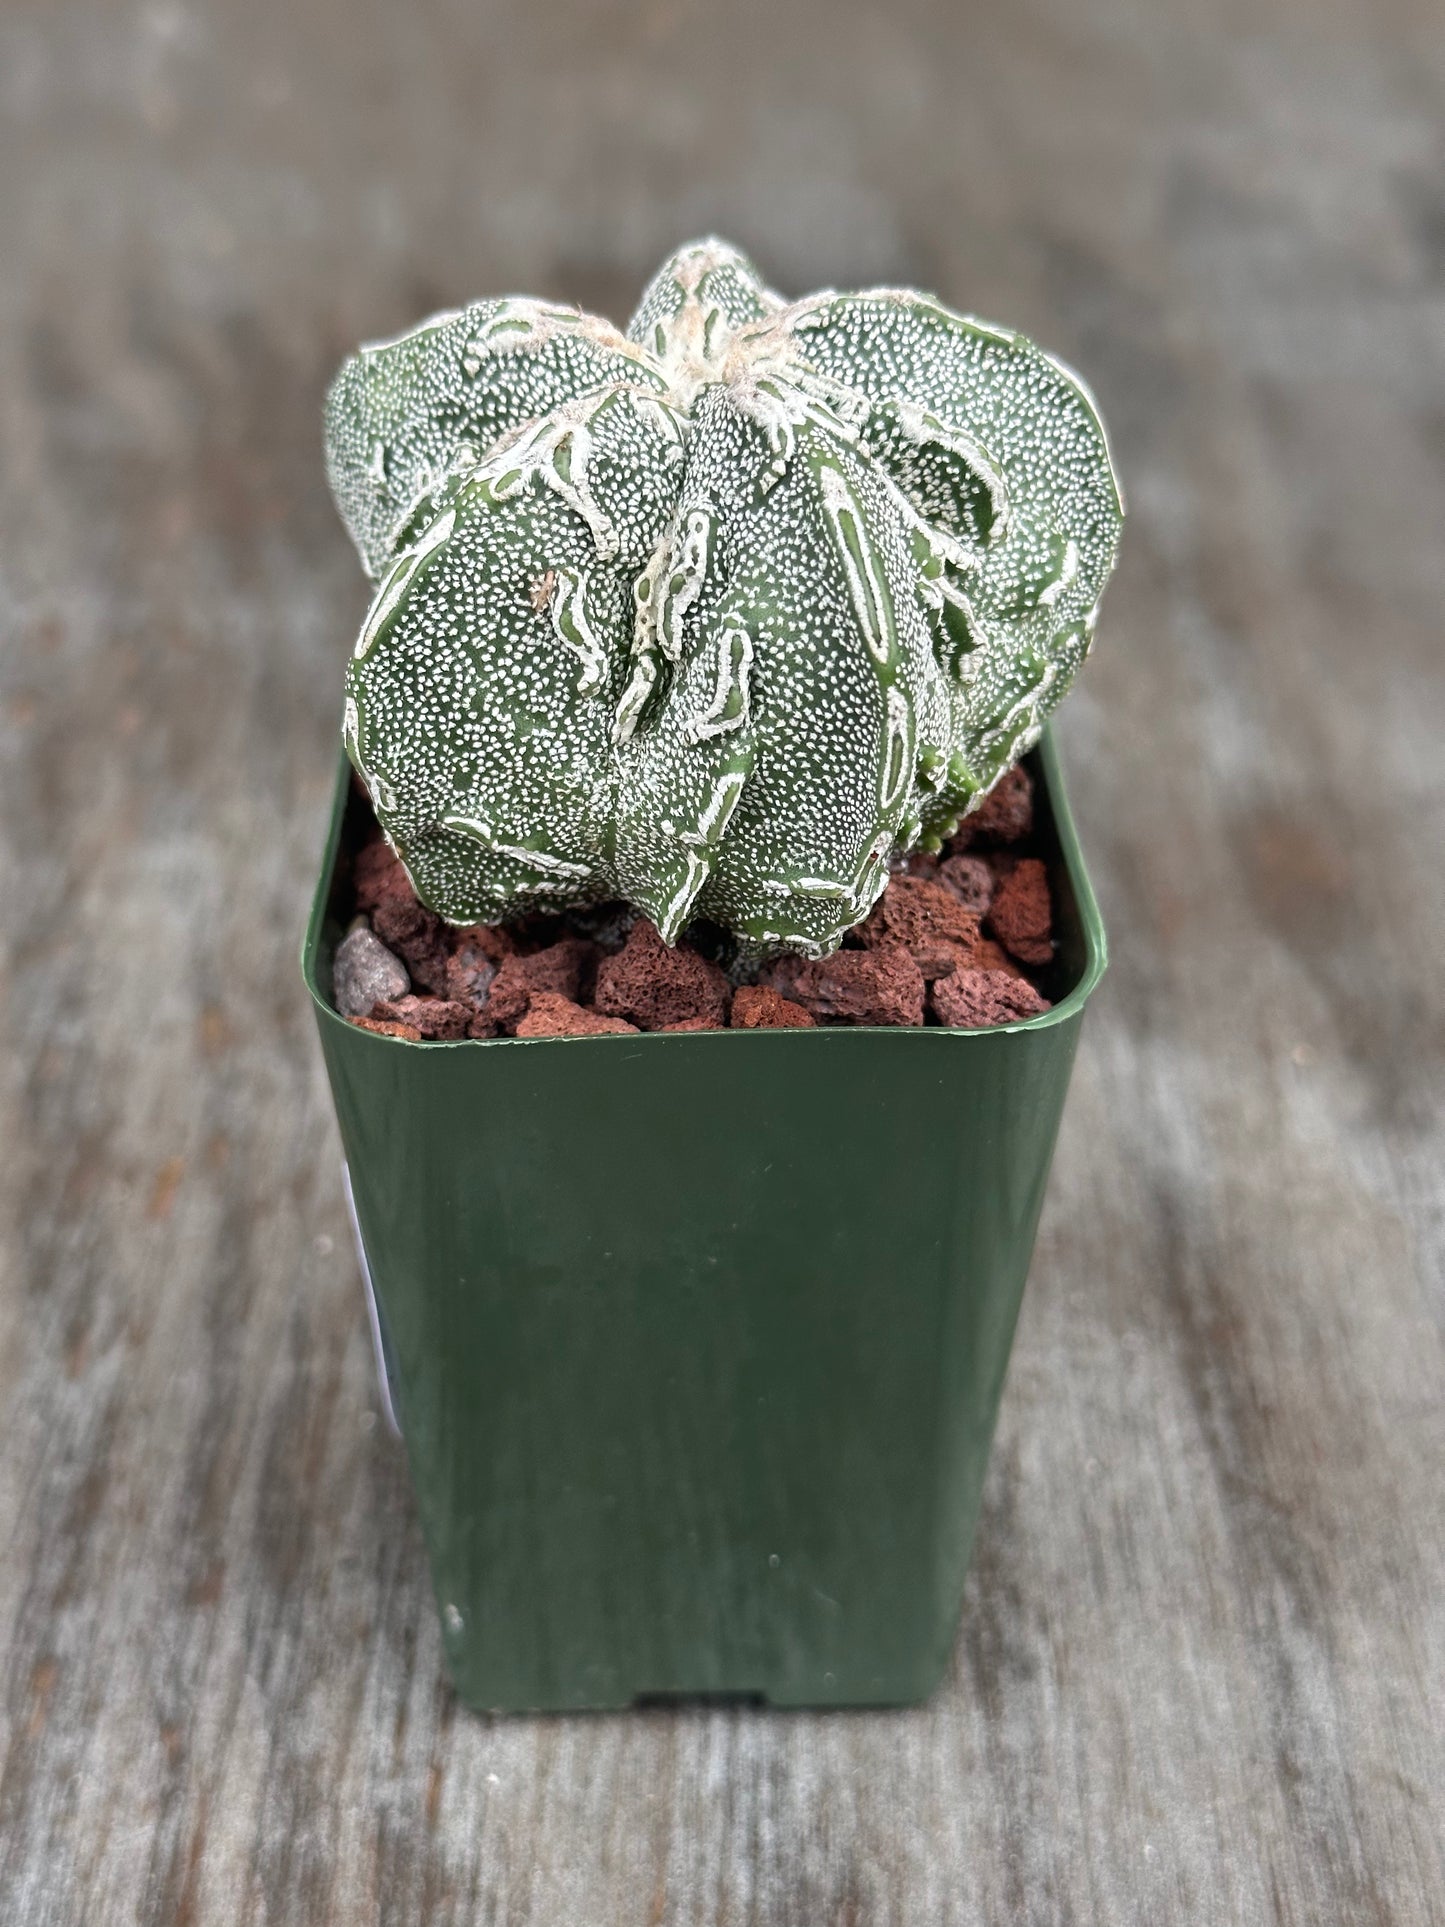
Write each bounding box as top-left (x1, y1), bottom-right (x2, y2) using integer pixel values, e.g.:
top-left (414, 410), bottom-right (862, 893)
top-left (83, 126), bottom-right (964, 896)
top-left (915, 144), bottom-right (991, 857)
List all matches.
top-left (1, 0), bottom-right (1442, 1920)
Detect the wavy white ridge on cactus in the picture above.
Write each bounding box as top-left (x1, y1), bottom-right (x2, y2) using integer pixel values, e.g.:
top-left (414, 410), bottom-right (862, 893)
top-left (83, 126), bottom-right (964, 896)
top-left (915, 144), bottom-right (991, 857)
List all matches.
top-left (327, 238), bottom-right (1123, 954)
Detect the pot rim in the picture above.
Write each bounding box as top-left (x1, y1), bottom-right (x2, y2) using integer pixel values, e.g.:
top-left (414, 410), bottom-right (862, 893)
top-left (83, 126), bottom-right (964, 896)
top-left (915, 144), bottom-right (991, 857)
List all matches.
top-left (301, 726), bottom-right (1107, 1047)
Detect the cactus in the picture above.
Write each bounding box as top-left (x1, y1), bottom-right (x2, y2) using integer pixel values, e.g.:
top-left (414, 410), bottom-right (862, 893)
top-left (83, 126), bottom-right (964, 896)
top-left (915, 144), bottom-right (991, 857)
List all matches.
top-left (326, 240), bottom-right (1122, 953)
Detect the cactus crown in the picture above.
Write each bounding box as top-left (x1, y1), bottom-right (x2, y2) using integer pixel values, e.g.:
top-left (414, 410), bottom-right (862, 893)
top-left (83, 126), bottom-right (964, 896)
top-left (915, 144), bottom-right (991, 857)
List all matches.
top-left (326, 240), bottom-right (1122, 954)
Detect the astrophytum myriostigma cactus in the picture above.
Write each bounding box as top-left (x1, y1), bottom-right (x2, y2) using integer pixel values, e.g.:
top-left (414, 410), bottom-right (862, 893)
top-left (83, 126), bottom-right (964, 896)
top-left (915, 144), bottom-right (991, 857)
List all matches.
top-left (326, 240), bottom-right (1122, 954)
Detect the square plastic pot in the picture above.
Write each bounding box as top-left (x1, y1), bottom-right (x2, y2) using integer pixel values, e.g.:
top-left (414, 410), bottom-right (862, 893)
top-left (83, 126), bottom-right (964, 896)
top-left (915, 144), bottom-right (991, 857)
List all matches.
top-left (302, 729), bottom-right (1106, 1713)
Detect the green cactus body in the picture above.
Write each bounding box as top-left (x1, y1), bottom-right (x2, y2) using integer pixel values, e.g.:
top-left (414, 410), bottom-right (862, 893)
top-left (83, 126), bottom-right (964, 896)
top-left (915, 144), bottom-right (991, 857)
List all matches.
top-left (327, 239), bottom-right (1122, 953)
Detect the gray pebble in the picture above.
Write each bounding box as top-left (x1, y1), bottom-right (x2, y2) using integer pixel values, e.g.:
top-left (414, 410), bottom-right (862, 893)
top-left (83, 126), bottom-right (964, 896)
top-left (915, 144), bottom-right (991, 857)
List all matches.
top-left (332, 921), bottom-right (410, 1017)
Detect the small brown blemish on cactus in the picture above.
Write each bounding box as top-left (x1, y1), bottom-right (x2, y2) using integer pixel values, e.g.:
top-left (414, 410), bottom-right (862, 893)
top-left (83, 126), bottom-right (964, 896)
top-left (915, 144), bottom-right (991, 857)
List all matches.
top-left (529, 569), bottom-right (557, 613)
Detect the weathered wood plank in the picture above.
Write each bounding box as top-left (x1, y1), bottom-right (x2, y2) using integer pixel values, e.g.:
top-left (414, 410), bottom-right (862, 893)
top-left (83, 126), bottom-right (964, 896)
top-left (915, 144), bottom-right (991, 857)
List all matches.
top-left (0, 0), bottom-right (1441, 1921)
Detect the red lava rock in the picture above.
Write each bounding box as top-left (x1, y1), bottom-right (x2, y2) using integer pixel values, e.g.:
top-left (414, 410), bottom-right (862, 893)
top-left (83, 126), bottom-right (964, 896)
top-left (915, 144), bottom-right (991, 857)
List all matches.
top-left (485, 937), bottom-right (599, 1031)
top-left (770, 944), bottom-right (925, 1027)
top-left (730, 985), bottom-right (817, 1030)
top-left (352, 836), bottom-right (409, 914)
top-left (985, 857), bottom-right (1054, 966)
top-left (593, 919), bottom-right (731, 1031)
top-left (515, 992), bottom-right (638, 1038)
top-left (450, 921), bottom-right (516, 966)
top-left (973, 936), bottom-right (1028, 977)
top-left (347, 1014), bottom-right (422, 1042)
top-left (856, 876), bottom-right (988, 979)
top-left (341, 809), bottom-right (1051, 1038)
top-left (948, 763), bottom-right (1034, 850)
top-left (373, 908), bottom-right (451, 994)
top-left (352, 838), bottom-right (456, 992)
top-left (936, 854), bottom-right (995, 916)
top-left (445, 927), bottom-right (506, 1009)
top-left (371, 995), bottom-right (472, 1040)
top-left (931, 967), bottom-right (1049, 1029)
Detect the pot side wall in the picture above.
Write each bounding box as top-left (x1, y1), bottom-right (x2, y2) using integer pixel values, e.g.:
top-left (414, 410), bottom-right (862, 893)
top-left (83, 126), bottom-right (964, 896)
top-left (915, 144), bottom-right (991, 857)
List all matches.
top-left (302, 732), bottom-right (1106, 1712)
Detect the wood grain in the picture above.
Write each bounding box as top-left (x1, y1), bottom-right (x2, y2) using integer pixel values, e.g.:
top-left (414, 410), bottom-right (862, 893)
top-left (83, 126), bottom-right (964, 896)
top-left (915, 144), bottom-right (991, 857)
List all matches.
top-left (1, 0), bottom-right (1441, 1920)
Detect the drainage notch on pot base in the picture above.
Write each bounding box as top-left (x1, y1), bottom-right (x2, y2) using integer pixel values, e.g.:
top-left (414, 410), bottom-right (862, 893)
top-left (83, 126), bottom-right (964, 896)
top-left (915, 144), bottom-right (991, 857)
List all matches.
top-left (302, 730), bottom-right (1106, 1713)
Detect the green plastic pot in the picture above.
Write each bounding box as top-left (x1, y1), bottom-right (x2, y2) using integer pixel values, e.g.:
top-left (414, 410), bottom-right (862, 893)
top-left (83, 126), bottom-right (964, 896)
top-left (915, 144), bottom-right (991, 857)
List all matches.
top-left (302, 729), bottom-right (1106, 1712)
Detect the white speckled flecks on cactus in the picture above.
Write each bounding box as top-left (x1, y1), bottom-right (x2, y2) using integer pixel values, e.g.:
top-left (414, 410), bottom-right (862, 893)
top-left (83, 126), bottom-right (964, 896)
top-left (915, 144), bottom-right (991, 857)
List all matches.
top-left (325, 239), bottom-right (1123, 954)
